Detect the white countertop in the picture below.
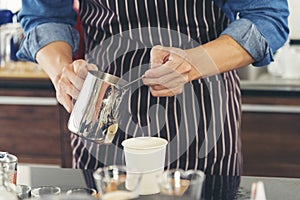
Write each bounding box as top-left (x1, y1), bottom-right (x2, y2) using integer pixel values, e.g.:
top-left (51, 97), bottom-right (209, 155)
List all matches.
top-left (240, 73), bottom-right (300, 92)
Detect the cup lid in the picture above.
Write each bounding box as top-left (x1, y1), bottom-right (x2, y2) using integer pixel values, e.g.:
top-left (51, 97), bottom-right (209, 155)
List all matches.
top-left (121, 137), bottom-right (168, 150)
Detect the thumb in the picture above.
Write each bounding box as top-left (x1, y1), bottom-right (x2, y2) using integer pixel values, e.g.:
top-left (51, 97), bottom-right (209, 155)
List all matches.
top-left (150, 45), bottom-right (170, 68)
top-left (72, 59), bottom-right (88, 73)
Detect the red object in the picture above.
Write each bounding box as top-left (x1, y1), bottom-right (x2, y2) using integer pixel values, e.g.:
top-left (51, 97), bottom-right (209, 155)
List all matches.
top-left (73, 1), bottom-right (85, 60)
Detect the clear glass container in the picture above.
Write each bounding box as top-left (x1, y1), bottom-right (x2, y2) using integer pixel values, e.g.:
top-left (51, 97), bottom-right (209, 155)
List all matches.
top-left (0, 161), bottom-right (18, 200)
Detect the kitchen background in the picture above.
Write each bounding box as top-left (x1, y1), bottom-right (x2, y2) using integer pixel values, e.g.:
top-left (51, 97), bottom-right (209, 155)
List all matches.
top-left (0, 0), bottom-right (299, 178)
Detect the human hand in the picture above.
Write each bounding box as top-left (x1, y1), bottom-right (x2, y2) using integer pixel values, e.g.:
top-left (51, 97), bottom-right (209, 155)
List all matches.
top-left (143, 45), bottom-right (192, 97)
top-left (53, 59), bottom-right (97, 112)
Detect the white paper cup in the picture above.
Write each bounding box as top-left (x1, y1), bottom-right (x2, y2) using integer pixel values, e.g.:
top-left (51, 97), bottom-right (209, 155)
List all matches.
top-left (122, 137), bottom-right (168, 195)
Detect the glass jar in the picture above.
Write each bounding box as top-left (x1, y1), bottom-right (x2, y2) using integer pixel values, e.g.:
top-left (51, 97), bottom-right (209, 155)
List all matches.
top-left (0, 163), bottom-right (17, 200)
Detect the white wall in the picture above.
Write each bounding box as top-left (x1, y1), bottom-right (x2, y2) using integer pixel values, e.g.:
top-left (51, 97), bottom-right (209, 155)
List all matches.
top-left (0, 0), bottom-right (21, 13)
top-left (288, 0), bottom-right (300, 39)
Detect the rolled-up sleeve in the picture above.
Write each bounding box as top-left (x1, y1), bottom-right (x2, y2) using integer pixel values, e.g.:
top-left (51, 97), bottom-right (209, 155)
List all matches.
top-left (17, 0), bottom-right (79, 62)
top-left (17, 23), bottom-right (79, 62)
top-left (215, 0), bottom-right (289, 66)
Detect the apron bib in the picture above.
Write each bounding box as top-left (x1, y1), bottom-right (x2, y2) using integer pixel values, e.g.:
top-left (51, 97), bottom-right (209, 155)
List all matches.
top-left (71, 0), bottom-right (242, 176)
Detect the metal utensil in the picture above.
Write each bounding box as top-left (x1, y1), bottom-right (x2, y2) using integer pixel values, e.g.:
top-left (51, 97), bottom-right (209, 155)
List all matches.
top-left (68, 71), bottom-right (137, 144)
top-left (121, 75), bottom-right (144, 89)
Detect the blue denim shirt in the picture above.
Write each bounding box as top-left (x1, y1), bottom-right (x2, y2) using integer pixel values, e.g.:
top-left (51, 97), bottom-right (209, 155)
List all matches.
top-left (17, 0), bottom-right (289, 66)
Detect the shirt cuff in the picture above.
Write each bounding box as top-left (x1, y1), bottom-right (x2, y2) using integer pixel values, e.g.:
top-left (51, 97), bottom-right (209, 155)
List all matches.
top-left (17, 23), bottom-right (79, 63)
top-left (221, 18), bottom-right (273, 66)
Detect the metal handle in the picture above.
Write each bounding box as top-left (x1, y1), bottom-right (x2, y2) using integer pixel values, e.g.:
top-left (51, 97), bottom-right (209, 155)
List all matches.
top-left (242, 104), bottom-right (300, 114)
top-left (121, 75), bottom-right (144, 89)
top-left (0, 96), bottom-right (58, 106)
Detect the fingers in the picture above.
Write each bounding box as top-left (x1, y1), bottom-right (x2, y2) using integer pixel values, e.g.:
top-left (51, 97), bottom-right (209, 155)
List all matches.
top-left (54, 73), bottom-right (74, 113)
top-left (61, 65), bottom-right (81, 97)
top-left (146, 70), bottom-right (189, 96)
top-left (144, 46), bottom-right (191, 97)
top-left (54, 59), bottom-right (98, 112)
top-left (87, 63), bottom-right (98, 71)
top-left (144, 59), bottom-right (191, 80)
top-left (150, 45), bottom-right (170, 68)
top-left (62, 65), bottom-right (84, 92)
top-left (143, 63), bottom-right (190, 92)
top-left (149, 84), bottom-right (185, 97)
top-left (73, 59), bottom-right (97, 79)
top-left (69, 60), bottom-right (98, 96)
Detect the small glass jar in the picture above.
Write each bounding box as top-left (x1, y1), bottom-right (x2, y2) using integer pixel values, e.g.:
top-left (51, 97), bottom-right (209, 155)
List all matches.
top-left (0, 163), bottom-right (18, 200)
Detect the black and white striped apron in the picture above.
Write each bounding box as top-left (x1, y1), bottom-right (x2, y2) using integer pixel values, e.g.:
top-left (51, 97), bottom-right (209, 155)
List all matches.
top-left (71, 0), bottom-right (242, 176)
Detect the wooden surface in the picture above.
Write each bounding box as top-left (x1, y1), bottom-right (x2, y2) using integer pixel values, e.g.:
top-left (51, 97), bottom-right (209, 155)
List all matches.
top-left (0, 61), bottom-right (49, 80)
top-left (0, 79), bottom-right (64, 166)
top-left (0, 77), bottom-right (74, 167)
top-left (241, 90), bottom-right (300, 178)
top-left (59, 105), bottom-right (73, 168)
top-left (0, 104), bottom-right (62, 165)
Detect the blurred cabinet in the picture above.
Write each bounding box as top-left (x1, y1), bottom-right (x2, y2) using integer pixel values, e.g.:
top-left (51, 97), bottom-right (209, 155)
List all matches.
top-left (2, 68), bottom-right (300, 175)
top-left (241, 90), bottom-right (300, 178)
top-left (0, 78), bottom-right (72, 167)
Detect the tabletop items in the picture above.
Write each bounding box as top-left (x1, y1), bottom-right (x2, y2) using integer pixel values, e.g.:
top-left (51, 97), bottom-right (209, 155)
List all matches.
top-left (121, 137), bottom-right (168, 195)
top-left (13, 185), bottom-right (98, 200)
top-left (0, 151), bottom-right (17, 184)
top-left (1, 137), bottom-right (271, 199)
top-left (92, 137), bottom-right (206, 199)
top-left (0, 17), bottom-right (23, 70)
top-left (15, 185), bottom-right (31, 199)
top-left (68, 71), bottom-right (129, 144)
top-left (2, 150), bottom-right (279, 199)
top-left (93, 165), bottom-right (141, 200)
top-left (2, 137), bottom-right (206, 199)
top-left (250, 181), bottom-right (267, 200)
top-left (31, 186), bottom-right (61, 198)
top-left (0, 152), bottom-right (18, 199)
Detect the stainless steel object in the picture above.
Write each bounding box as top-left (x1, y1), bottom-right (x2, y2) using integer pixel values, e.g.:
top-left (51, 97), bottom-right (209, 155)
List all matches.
top-left (237, 65), bottom-right (268, 81)
top-left (242, 104), bottom-right (300, 114)
top-left (0, 23), bottom-right (23, 69)
top-left (68, 71), bottom-right (129, 144)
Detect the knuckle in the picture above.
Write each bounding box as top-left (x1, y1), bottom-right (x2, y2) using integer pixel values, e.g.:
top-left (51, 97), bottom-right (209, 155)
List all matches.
top-left (56, 94), bottom-right (63, 104)
top-left (182, 74), bottom-right (189, 82)
top-left (150, 88), bottom-right (158, 97)
top-left (61, 67), bottom-right (68, 74)
top-left (73, 59), bottom-right (87, 68)
top-left (184, 63), bottom-right (192, 71)
top-left (88, 63), bottom-right (98, 71)
top-left (172, 87), bottom-right (182, 95)
top-left (57, 77), bottom-right (64, 86)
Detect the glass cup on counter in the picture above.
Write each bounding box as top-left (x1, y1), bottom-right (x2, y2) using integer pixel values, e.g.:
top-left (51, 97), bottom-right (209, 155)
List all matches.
top-left (16, 184), bottom-right (31, 199)
top-left (159, 169), bottom-right (205, 200)
top-left (0, 151), bottom-right (18, 185)
top-left (66, 187), bottom-right (97, 197)
top-left (0, 23), bottom-right (23, 70)
top-left (31, 186), bottom-right (61, 198)
top-left (93, 165), bottom-right (142, 200)
top-left (28, 194), bottom-right (98, 200)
